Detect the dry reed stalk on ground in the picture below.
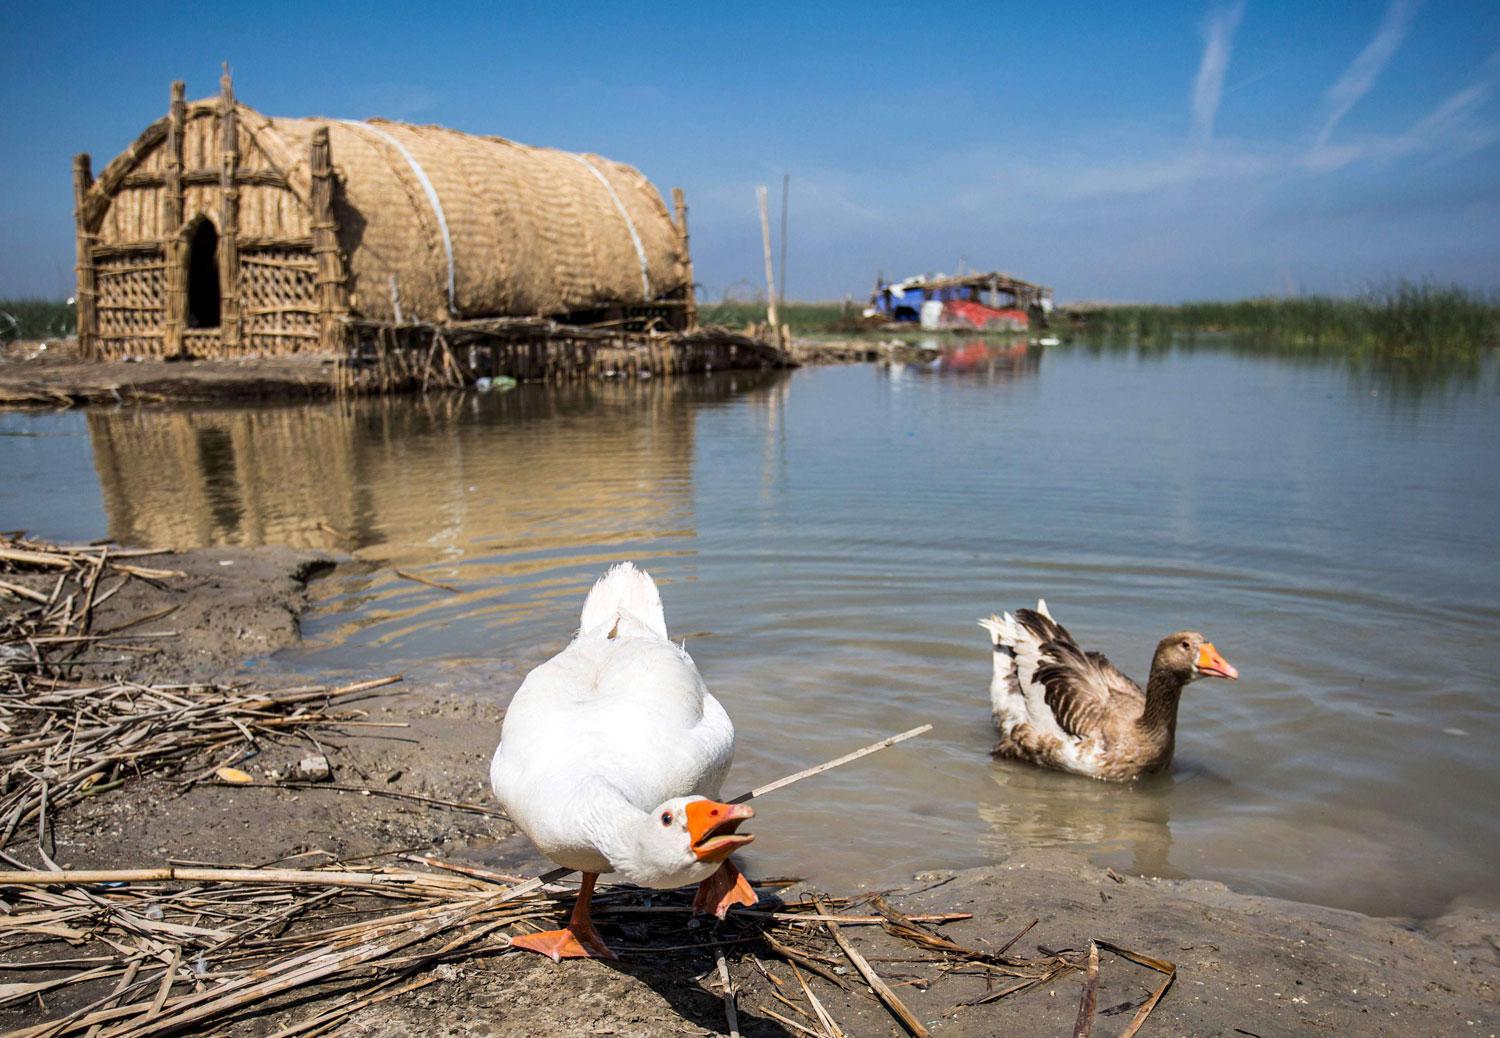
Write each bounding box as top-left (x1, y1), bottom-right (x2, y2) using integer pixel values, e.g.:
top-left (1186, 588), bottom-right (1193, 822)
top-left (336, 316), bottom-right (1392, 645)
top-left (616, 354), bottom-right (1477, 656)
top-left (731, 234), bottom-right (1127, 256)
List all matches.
top-left (3, 863), bottom-right (992, 1038)
top-left (0, 730), bottom-right (940, 1035)
top-left (816, 894), bottom-right (931, 1038)
top-left (1, 533), bottom-right (407, 855)
top-left (1072, 940), bottom-right (1099, 1038)
top-left (0, 674), bottom-right (403, 855)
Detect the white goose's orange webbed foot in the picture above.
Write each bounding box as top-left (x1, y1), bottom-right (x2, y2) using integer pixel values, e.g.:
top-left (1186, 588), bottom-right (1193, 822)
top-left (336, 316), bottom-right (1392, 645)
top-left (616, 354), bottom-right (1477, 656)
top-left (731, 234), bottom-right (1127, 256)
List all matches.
top-left (693, 859), bottom-right (757, 919)
top-left (509, 872), bottom-right (618, 962)
top-left (508, 923), bottom-right (618, 961)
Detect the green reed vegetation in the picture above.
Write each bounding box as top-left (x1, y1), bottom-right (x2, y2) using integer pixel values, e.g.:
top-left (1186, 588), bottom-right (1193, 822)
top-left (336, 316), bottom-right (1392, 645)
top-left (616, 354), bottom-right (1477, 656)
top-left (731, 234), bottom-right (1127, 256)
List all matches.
top-left (8, 285), bottom-right (1493, 360)
top-left (1078, 283), bottom-right (1499, 359)
top-left (699, 300), bottom-right (860, 334)
top-left (0, 298), bottom-right (76, 341)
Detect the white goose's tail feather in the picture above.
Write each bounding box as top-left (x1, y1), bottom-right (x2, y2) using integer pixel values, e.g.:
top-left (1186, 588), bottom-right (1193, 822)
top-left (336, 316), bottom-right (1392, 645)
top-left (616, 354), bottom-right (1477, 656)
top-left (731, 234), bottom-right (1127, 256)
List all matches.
top-left (979, 600), bottom-right (1051, 733)
top-left (979, 612), bottom-right (1021, 727)
top-left (580, 562), bottom-right (668, 639)
top-left (978, 614), bottom-right (1015, 661)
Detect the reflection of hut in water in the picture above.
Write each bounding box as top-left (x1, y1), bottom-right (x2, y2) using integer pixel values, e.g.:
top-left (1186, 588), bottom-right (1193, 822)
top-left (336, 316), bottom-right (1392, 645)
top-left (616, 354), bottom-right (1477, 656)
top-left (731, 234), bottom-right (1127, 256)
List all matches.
top-left (72, 74), bottom-right (784, 384)
top-left (87, 372), bottom-right (789, 556)
top-left (88, 406), bottom-right (367, 549)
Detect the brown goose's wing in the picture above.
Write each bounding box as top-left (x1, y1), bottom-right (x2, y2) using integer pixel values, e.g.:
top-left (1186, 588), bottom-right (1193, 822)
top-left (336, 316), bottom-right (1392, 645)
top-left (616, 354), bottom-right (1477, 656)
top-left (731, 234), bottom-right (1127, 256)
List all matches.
top-left (1015, 609), bottom-right (1143, 740)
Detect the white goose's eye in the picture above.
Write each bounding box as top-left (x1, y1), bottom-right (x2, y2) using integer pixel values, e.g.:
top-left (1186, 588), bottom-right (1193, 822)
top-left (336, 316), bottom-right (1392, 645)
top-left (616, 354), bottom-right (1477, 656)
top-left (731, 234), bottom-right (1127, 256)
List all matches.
top-left (659, 811), bottom-right (672, 827)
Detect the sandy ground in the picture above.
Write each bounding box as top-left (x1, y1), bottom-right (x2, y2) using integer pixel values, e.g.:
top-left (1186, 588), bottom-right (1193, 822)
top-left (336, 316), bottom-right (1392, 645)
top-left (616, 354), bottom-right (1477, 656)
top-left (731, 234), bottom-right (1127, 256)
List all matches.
top-left (3, 547), bottom-right (1495, 1036)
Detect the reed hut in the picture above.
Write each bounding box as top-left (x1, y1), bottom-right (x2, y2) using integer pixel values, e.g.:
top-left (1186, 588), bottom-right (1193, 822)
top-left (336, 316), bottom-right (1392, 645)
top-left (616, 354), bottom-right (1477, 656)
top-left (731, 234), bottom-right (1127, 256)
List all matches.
top-left (73, 74), bottom-right (699, 362)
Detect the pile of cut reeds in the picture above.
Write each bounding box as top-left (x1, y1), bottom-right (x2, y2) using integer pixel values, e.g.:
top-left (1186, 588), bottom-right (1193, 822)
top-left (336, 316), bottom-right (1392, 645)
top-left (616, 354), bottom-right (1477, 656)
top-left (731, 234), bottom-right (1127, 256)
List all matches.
top-left (0, 535), bottom-right (185, 683)
top-left (0, 855), bottom-right (1171, 1038)
top-left (0, 674), bottom-right (402, 857)
top-left (1, 534), bottom-right (405, 857)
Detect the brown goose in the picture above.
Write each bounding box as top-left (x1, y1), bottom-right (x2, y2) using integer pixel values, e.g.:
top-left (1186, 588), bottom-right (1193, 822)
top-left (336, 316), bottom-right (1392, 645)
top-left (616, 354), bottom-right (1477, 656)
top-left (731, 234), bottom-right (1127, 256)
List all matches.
top-left (978, 601), bottom-right (1238, 781)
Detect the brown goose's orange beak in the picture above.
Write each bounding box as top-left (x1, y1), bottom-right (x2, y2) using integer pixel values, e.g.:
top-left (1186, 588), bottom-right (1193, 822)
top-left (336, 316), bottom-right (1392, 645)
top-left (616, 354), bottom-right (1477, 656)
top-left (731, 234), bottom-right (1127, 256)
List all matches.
top-left (685, 800), bottom-right (755, 863)
top-left (1197, 642), bottom-right (1239, 680)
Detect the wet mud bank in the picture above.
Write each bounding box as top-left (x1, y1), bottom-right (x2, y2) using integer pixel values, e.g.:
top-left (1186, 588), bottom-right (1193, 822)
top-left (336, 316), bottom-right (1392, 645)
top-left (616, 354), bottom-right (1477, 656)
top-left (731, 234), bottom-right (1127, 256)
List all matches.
top-left (1, 341), bottom-right (347, 406)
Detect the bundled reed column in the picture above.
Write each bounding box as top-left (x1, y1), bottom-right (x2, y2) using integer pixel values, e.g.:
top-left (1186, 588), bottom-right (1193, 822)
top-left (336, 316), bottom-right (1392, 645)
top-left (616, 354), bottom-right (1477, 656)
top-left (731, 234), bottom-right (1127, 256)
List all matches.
top-left (217, 71), bottom-right (241, 352)
top-left (71, 154), bottom-right (98, 360)
top-left (672, 187), bottom-right (698, 331)
top-left (309, 126), bottom-right (349, 353)
top-left (162, 81), bottom-right (186, 355)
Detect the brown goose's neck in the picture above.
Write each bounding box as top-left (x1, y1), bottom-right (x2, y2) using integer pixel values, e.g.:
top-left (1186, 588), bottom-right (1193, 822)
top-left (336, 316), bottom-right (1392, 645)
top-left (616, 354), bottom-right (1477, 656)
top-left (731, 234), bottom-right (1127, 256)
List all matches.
top-left (1139, 668), bottom-right (1187, 735)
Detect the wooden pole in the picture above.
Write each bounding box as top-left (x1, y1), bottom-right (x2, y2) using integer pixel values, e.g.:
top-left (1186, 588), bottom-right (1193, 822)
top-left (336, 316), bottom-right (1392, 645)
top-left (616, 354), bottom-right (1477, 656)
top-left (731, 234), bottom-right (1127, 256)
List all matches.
top-left (778, 173), bottom-right (789, 315)
top-left (671, 187), bottom-right (697, 331)
top-left (71, 154), bottom-right (97, 360)
top-left (163, 80), bottom-right (187, 356)
top-left (756, 185), bottom-right (779, 341)
top-left (309, 126), bottom-right (348, 354)
top-left (218, 68), bottom-right (241, 353)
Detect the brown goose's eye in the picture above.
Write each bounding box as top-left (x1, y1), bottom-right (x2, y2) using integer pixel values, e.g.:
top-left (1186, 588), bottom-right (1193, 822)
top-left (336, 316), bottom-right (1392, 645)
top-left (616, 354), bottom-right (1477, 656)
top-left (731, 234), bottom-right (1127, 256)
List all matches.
top-left (1180, 640), bottom-right (1190, 650)
top-left (660, 812), bottom-right (672, 826)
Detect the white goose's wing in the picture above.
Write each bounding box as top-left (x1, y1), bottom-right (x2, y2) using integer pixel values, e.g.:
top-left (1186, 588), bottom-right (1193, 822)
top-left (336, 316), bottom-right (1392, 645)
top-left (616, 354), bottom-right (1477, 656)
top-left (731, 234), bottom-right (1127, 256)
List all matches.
top-left (492, 622), bottom-right (733, 814)
top-left (588, 634), bottom-right (735, 804)
top-left (1011, 607), bottom-right (1141, 741)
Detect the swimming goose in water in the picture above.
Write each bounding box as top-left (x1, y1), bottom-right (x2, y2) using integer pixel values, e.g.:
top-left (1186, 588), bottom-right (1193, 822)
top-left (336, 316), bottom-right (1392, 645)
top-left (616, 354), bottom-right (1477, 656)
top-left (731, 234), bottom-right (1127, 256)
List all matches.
top-left (490, 562), bottom-right (756, 961)
top-left (979, 601), bottom-right (1238, 781)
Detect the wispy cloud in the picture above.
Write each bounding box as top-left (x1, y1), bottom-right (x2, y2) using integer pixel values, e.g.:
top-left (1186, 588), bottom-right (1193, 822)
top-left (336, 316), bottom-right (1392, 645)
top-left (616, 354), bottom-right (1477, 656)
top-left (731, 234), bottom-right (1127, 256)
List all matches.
top-left (1304, 79), bottom-right (1499, 172)
top-left (1313, 0), bottom-right (1420, 146)
top-left (1191, 1), bottom-right (1247, 142)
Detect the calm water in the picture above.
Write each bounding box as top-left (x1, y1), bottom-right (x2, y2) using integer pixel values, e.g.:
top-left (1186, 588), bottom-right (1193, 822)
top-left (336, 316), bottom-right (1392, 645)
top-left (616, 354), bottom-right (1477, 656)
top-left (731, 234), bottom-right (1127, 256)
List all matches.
top-left (3, 343), bottom-right (1497, 919)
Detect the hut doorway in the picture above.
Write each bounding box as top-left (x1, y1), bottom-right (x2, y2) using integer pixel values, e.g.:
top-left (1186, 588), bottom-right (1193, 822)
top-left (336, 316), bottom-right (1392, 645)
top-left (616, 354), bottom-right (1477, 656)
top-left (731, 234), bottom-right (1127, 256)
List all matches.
top-left (185, 220), bottom-right (221, 328)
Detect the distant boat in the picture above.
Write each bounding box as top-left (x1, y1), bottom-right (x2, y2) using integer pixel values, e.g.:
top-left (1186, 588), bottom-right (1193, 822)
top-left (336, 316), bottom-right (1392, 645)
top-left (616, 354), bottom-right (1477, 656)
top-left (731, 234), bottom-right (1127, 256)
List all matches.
top-left (864, 271), bottom-right (1054, 332)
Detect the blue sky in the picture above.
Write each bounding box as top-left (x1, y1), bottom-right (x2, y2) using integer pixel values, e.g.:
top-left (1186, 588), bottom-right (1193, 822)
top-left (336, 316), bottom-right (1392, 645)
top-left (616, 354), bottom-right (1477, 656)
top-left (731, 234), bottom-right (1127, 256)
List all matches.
top-left (2, 1), bottom-right (1498, 302)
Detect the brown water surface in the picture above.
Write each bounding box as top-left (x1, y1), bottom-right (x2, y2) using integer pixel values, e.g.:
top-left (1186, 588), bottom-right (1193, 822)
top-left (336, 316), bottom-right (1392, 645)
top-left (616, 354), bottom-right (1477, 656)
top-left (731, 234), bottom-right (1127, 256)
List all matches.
top-left (3, 343), bottom-right (1497, 918)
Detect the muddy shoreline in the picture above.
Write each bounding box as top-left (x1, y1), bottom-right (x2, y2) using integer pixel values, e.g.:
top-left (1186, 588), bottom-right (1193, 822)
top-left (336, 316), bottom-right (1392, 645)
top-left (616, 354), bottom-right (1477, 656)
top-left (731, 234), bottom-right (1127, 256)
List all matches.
top-left (0, 331), bottom-right (800, 408)
top-left (2, 334), bottom-right (937, 409)
top-left (0, 339), bottom-right (346, 406)
top-left (2, 545), bottom-right (1494, 1035)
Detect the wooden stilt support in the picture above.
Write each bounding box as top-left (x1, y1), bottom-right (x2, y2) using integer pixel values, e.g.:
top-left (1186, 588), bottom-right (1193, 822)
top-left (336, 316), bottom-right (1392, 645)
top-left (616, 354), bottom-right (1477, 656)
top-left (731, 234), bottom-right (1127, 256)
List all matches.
top-left (309, 126), bottom-right (348, 354)
top-left (218, 68), bottom-right (242, 352)
top-left (163, 81), bottom-right (186, 356)
top-left (756, 185), bottom-right (779, 344)
top-left (71, 154), bottom-right (98, 360)
top-left (672, 187), bottom-right (697, 331)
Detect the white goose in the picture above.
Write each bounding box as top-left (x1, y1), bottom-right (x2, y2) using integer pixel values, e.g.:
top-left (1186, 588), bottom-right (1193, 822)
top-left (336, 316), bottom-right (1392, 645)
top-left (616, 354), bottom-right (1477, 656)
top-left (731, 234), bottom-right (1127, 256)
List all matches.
top-left (490, 563), bottom-right (756, 961)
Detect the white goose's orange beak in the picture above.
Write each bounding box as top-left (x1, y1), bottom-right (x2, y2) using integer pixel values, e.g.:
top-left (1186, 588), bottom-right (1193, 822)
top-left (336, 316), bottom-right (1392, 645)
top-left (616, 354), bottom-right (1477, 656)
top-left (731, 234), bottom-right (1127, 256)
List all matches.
top-left (1197, 642), bottom-right (1239, 680)
top-left (685, 801), bottom-right (755, 863)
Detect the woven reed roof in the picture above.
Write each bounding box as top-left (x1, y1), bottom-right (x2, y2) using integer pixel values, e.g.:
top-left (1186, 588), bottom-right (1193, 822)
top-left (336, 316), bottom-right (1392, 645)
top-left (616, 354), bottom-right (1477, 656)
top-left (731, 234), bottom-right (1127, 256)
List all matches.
top-left (236, 105), bottom-right (688, 322)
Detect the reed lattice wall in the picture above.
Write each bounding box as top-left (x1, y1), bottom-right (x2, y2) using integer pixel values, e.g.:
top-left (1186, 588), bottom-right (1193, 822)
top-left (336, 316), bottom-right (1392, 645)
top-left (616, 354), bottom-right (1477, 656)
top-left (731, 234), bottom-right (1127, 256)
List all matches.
top-left (240, 247), bottom-right (319, 352)
top-left (96, 251), bottom-right (166, 357)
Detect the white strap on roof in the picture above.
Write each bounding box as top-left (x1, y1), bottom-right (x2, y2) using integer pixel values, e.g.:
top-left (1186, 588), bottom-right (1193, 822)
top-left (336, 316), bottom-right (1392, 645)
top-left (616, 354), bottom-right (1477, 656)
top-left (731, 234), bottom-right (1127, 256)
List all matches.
top-left (569, 154), bottom-right (651, 301)
top-left (341, 120), bottom-right (457, 316)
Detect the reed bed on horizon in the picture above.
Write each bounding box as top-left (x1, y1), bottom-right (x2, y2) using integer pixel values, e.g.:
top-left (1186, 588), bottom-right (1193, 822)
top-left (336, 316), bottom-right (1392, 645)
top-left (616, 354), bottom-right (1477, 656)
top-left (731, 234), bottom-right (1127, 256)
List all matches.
top-left (0, 299), bottom-right (76, 342)
top-left (700, 300), bottom-right (862, 334)
top-left (1076, 282), bottom-right (1500, 358)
